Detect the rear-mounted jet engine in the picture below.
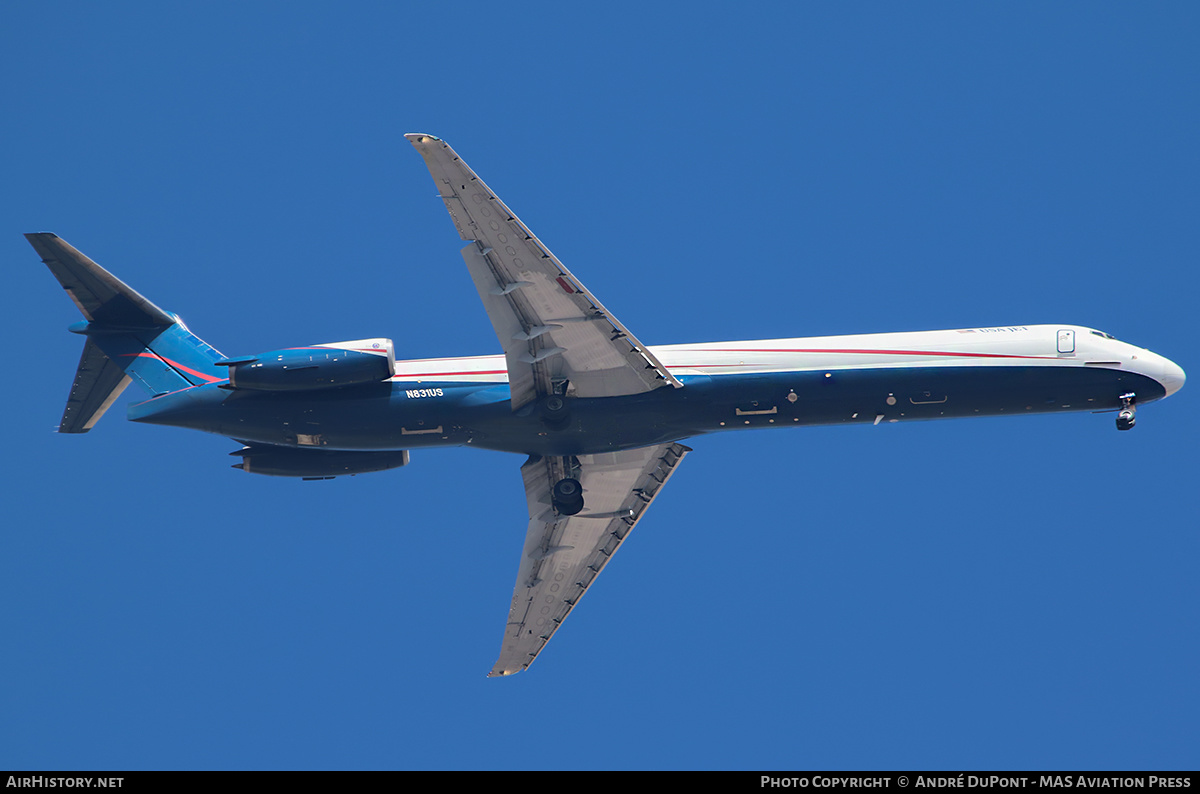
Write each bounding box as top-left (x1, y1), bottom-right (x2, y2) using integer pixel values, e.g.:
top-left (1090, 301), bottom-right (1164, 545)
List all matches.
top-left (231, 445), bottom-right (411, 479)
top-left (217, 338), bottom-right (395, 391)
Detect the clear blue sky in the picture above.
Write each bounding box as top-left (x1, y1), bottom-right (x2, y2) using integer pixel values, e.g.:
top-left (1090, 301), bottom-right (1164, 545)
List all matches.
top-left (3, 2), bottom-right (1196, 770)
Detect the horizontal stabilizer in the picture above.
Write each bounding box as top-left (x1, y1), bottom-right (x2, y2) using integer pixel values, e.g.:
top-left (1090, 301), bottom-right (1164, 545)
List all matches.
top-left (60, 338), bottom-right (132, 433)
top-left (26, 233), bottom-right (173, 328)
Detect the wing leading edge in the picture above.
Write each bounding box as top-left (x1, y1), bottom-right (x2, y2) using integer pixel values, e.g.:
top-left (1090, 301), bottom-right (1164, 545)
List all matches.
top-left (405, 133), bottom-right (682, 410)
top-left (491, 442), bottom-right (690, 677)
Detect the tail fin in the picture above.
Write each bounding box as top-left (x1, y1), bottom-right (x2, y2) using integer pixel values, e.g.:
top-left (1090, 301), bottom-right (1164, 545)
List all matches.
top-left (28, 233), bottom-right (226, 432)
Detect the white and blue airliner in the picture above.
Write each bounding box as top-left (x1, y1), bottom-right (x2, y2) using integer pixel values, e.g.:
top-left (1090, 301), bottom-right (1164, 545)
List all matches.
top-left (30, 134), bottom-right (1186, 676)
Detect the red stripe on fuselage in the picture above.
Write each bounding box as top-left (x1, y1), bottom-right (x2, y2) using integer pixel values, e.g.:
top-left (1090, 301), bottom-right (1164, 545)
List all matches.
top-left (283, 347), bottom-right (388, 354)
top-left (669, 347), bottom-right (1057, 360)
top-left (388, 348), bottom-right (1054, 381)
top-left (121, 352), bottom-right (225, 383)
top-left (392, 369), bottom-right (508, 379)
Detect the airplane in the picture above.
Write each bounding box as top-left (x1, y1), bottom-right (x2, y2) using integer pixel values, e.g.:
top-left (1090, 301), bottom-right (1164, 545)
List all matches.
top-left (29, 133), bottom-right (1186, 677)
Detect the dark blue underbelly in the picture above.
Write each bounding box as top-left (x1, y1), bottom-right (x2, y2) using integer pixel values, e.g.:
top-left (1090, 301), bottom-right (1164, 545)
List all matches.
top-left (130, 365), bottom-right (1165, 455)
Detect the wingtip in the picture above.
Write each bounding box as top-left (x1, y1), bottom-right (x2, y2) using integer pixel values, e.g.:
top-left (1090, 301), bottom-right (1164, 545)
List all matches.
top-left (404, 132), bottom-right (441, 145)
top-left (487, 667), bottom-right (520, 678)
top-left (25, 232), bottom-right (63, 256)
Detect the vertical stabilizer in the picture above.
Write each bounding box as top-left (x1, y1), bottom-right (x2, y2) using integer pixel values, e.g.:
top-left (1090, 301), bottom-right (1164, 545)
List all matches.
top-left (28, 233), bottom-right (225, 431)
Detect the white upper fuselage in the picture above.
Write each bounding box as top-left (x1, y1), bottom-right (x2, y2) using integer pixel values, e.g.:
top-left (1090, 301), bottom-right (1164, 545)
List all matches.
top-left (389, 324), bottom-right (1185, 399)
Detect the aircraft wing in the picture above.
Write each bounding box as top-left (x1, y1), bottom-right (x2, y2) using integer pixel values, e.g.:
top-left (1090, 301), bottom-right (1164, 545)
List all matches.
top-left (405, 134), bottom-right (683, 411)
top-left (490, 442), bottom-right (690, 677)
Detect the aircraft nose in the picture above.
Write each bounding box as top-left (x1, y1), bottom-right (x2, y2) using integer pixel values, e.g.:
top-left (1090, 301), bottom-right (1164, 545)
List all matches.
top-left (1159, 356), bottom-right (1186, 398)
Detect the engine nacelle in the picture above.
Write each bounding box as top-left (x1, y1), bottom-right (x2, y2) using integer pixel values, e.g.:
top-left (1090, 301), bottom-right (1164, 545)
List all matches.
top-left (231, 445), bottom-right (410, 479)
top-left (217, 338), bottom-right (395, 391)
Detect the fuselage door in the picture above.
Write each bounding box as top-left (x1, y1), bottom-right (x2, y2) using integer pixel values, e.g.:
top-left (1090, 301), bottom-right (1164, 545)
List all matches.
top-left (1057, 329), bottom-right (1075, 354)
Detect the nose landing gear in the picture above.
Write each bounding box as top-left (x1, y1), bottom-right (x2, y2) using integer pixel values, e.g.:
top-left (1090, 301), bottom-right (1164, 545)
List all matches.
top-left (1116, 392), bottom-right (1136, 431)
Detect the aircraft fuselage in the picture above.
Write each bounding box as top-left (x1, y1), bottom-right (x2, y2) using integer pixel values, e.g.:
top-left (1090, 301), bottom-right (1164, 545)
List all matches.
top-left (129, 324), bottom-right (1184, 457)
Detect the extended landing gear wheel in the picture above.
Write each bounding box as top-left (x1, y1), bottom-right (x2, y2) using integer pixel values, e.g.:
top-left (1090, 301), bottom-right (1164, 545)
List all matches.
top-left (539, 394), bottom-right (571, 429)
top-left (1115, 392), bottom-right (1136, 431)
top-left (552, 478), bottom-right (584, 515)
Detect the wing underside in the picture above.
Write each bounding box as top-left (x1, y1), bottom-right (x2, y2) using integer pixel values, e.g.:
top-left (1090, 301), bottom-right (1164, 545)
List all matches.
top-left (491, 442), bottom-right (690, 677)
top-left (405, 133), bottom-right (682, 410)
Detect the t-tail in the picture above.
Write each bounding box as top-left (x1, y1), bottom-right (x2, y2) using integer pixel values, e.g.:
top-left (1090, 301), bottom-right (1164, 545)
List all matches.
top-left (27, 233), bottom-right (226, 433)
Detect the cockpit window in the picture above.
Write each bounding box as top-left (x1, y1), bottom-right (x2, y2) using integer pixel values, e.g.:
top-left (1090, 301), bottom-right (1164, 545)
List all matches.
top-left (1090, 330), bottom-right (1117, 340)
